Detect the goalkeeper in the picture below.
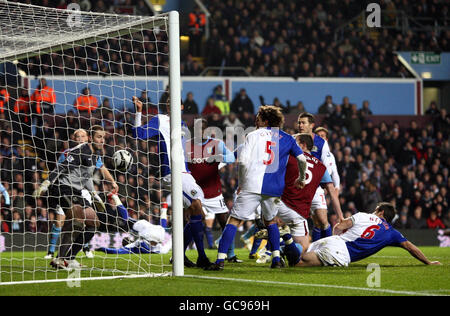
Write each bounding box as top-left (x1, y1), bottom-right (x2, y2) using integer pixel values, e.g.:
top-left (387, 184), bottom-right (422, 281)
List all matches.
top-left (95, 193), bottom-right (171, 255)
top-left (33, 126), bottom-right (117, 269)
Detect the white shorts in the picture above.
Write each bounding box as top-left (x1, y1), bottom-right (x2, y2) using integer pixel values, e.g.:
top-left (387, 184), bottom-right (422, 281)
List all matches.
top-left (230, 191), bottom-right (279, 222)
top-left (311, 186), bottom-right (327, 213)
top-left (276, 200), bottom-right (309, 237)
top-left (307, 235), bottom-right (351, 267)
top-left (162, 173), bottom-right (204, 208)
top-left (202, 194), bottom-right (228, 220)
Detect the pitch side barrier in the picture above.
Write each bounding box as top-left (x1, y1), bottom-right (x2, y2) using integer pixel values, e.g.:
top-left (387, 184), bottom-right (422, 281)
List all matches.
top-left (25, 77), bottom-right (422, 116)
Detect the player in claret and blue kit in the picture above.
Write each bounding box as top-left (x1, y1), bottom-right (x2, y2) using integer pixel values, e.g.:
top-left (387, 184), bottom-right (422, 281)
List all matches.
top-left (206, 105), bottom-right (307, 270)
top-left (297, 113), bottom-right (340, 242)
top-left (285, 202), bottom-right (441, 267)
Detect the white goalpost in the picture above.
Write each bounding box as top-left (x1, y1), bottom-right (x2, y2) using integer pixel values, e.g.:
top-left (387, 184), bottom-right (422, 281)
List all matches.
top-left (0, 1), bottom-right (183, 284)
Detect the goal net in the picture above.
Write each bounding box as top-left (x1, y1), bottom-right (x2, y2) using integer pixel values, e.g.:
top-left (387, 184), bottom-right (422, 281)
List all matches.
top-left (0, 1), bottom-right (183, 285)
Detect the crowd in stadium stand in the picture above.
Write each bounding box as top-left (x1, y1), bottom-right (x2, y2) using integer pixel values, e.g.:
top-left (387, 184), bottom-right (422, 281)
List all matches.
top-left (202, 0), bottom-right (450, 77)
top-left (0, 84), bottom-right (449, 233)
top-left (16, 0), bottom-right (450, 78)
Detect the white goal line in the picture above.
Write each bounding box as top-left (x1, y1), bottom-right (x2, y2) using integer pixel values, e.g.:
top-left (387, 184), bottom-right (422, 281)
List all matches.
top-left (183, 275), bottom-right (450, 297)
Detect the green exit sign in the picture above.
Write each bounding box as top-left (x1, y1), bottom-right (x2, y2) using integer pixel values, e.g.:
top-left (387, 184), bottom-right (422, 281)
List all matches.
top-left (411, 52), bottom-right (441, 64)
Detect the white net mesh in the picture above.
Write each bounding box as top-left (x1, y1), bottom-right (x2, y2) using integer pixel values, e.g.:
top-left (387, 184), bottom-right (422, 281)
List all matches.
top-left (0, 1), bottom-right (175, 284)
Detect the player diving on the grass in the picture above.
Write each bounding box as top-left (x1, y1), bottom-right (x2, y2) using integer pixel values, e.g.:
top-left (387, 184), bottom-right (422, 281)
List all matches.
top-left (282, 202), bottom-right (442, 267)
top-left (95, 193), bottom-right (171, 255)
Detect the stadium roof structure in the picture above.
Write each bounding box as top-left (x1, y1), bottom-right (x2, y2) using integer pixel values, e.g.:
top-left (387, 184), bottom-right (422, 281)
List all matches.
top-left (0, 0), bottom-right (167, 62)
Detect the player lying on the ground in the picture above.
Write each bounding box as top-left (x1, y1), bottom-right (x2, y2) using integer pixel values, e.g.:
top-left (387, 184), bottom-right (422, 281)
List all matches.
top-left (95, 194), bottom-right (171, 255)
top-left (282, 202), bottom-right (441, 267)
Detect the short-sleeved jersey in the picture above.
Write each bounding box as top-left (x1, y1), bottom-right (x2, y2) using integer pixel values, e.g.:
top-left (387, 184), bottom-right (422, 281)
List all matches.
top-left (187, 138), bottom-right (235, 199)
top-left (282, 152), bottom-right (327, 218)
top-left (238, 128), bottom-right (303, 197)
top-left (311, 134), bottom-right (334, 174)
top-left (49, 142), bottom-right (99, 192)
top-left (132, 114), bottom-right (189, 177)
top-left (340, 212), bottom-right (408, 262)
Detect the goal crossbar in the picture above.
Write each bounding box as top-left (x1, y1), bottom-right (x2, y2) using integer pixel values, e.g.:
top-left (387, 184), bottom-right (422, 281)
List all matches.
top-left (0, 0), bottom-right (168, 62)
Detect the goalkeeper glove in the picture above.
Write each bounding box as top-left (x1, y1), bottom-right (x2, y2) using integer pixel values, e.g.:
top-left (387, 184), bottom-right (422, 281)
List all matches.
top-left (91, 192), bottom-right (106, 213)
top-left (32, 180), bottom-right (50, 198)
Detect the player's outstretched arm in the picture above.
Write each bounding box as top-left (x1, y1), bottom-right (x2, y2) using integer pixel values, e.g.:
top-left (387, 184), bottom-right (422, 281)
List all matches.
top-left (400, 241), bottom-right (441, 265)
top-left (333, 217), bottom-right (353, 235)
top-left (294, 154), bottom-right (307, 189)
top-left (324, 182), bottom-right (344, 222)
top-left (100, 165), bottom-right (118, 193)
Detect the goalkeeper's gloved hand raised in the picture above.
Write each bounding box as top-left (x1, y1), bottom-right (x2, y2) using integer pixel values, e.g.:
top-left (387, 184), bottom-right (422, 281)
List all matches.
top-left (32, 180), bottom-right (50, 198)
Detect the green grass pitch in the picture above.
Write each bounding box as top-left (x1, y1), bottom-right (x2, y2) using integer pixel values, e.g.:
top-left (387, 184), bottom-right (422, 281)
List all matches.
top-left (0, 247), bottom-right (449, 296)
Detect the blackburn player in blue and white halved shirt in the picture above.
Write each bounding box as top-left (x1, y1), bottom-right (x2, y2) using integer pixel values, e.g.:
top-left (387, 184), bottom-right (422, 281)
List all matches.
top-left (283, 202), bottom-right (441, 267)
top-left (206, 105), bottom-right (307, 270)
top-left (132, 96), bottom-right (211, 268)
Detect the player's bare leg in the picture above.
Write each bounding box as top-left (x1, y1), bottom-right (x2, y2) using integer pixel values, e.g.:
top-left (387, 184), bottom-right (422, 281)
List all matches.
top-left (312, 208), bottom-right (331, 241)
top-left (295, 251), bottom-right (323, 267)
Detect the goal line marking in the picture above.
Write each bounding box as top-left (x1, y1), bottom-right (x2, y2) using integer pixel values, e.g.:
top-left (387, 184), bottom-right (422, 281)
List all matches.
top-left (184, 274), bottom-right (449, 296)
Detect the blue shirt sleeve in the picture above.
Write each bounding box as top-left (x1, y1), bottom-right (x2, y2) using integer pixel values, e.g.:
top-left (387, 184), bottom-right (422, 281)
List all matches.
top-left (0, 183), bottom-right (10, 205)
top-left (390, 229), bottom-right (408, 245)
top-left (289, 135), bottom-right (303, 157)
top-left (320, 169), bottom-right (332, 184)
top-left (219, 140), bottom-right (236, 163)
top-left (132, 116), bottom-right (159, 139)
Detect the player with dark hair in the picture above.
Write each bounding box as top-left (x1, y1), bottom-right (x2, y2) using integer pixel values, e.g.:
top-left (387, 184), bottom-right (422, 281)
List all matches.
top-left (277, 133), bottom-right (343, 256)
top-left (38, 127), bottom-right (117, 259)
top-left (33, 125), bottom-right (115, 270)
top-left (206, 105), bottom-right (307, 270)
top-left (186, 118), bottom-right (240, 264)
top-left (285, 202), bottom-right (441, 267)
top-left (132, 96), bottom-right (212, 268)
top-left (298, 113), bottom-right (341, 241)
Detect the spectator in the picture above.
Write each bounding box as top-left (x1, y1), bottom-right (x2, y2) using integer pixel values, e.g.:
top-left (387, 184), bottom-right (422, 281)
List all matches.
top-left (0, 85), bottom-right (10, 115)
top-left (362, 179), bottom-right (382, 212)
top-left (425, 101), bottom-right (440, 117)
top-left (345, 104), bottom-right (362, 138)
top-left (74, 86), bottom-right (99, 114)
top-left (318, 95), bottom-right (336, 116)
top-left (12, 88), bottom-right (32, 144)
top-left (183, 92), bottom-right (199, 115)
top-left (0, 213), bottom-right (9, 233)
top-left (11, 211), bottom-right (24, 233)
top-left (407, 206), bottom-right (428, 229)
top-left (288, 101), bottom-right (306, 117)
top-left (210, 85), bottom-right (230, 115)
top-left (139, 90), bottom-right (158, 115)
top-left (358, 100), bottom-right (373, 122)
top-left (30, 78), bottom-right (56, 115)
top-left (230, 88), bottom-right (254, 115)
top-left (188, 6), bottom-right (206, 56)
top-left (201, 97), bottom-right (222, 116)
top-left (223, 112), bottom-right (244, 130)
top-left (427, 210), bottom-right (446, 229)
